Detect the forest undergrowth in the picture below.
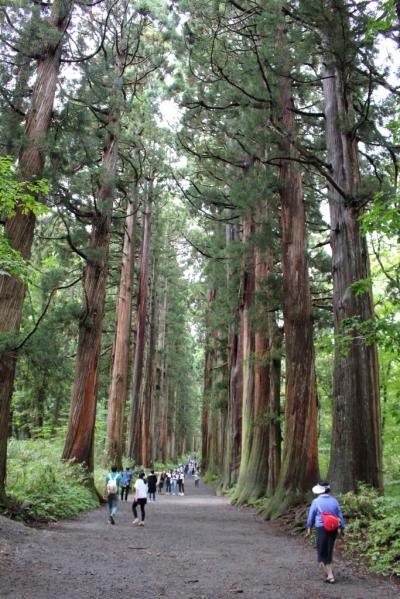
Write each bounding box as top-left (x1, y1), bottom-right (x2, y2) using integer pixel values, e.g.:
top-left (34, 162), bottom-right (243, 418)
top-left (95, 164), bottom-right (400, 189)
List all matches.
top-left (2, 437), bottom-right (181, 523)
top-left (2, 438), bottom-right (99, 522)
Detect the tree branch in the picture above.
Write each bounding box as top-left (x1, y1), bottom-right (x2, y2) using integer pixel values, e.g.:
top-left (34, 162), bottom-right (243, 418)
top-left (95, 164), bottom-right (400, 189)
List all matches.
top-left (13, 277), bottom-right (82, 351)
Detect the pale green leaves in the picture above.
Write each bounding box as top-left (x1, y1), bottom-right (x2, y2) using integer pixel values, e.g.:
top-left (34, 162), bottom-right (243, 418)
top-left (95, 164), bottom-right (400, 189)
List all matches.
top-left (0, 156), bottom-right (48, 218)
top-left (0, 155), bottom-right (48, 279)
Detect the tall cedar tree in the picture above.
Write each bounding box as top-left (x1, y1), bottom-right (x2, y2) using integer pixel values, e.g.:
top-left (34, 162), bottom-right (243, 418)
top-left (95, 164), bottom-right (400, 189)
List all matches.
top-left (267, 63), bottom-right (319, 514)
top-left (128, 184), bottom-right (153, 463)
top-left (63, 2), bottom-right (130, 471)
top-left (106, 192), bottom-right (137, 467)
top-left (319, 0), bottom-right (382, 492)
top-left (0, 0), bottom-right (74, 501)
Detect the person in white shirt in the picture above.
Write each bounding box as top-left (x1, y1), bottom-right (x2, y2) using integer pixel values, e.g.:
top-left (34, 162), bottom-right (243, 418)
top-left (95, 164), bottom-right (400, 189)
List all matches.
top-left (132, 471), bottom-right (148, 526)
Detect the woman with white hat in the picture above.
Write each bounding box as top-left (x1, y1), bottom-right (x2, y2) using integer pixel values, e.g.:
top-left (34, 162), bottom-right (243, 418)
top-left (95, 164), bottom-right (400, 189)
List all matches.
top-left (305, 481), bottom-right (346, 584)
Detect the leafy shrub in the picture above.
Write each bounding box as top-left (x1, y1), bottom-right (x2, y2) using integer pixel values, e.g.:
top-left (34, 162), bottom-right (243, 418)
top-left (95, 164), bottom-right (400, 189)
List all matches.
top-left (340, 483), bottom-right (380, 521)
top-left (6, 438), bottom-right (99, 521)
top-left (340, 483), bottom-right (400, 577)
top-left (202, 472), bottom-right (220, 485)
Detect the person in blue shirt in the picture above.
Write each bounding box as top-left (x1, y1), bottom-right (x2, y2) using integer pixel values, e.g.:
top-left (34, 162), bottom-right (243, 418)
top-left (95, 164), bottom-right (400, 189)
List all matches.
top-left (104, 465), bottom-right (122, 525)
top-left (120, 467), bottom-right (133, 501)
top-left (306, 481), bottom-right (345, 584)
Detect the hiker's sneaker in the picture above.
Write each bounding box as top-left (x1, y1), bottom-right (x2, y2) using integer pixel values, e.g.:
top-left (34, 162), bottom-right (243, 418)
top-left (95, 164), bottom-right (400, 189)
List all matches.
top-left (138, 521), bottom-right (144, 526)
top-left (109, 515), bottom-right (115, 525)
top-left (132, 518), bottom-right (140, 525)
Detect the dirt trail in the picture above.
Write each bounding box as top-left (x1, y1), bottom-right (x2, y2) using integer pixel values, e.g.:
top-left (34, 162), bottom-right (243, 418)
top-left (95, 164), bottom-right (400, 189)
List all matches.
top-left (0, 478), bottom-right (398, 599)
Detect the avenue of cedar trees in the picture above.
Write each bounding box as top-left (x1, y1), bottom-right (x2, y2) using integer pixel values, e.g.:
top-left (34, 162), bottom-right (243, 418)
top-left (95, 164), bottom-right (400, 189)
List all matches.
top-left (0, 0), bottom-right (399, 516)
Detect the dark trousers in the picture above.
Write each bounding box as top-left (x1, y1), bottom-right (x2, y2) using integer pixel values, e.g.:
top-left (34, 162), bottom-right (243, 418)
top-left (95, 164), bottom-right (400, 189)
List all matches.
top-left (120, 485), bottom-right (130, 501)
top-left (316, 527), bottom-right (338, 564)
top-left (132, 497), bottom-right (147, 521)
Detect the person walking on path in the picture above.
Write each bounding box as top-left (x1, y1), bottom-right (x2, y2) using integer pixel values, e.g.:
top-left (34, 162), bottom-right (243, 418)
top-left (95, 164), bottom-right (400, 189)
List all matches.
top-left (120, 466), bottom-right (132, 501)
top-left (171, 470), bottom-right (178, 495)
top-left (147, 470), bottom-right (157, 502)
top-left (165, 471), bottom-right (171, 494)
top-left (158, 472), bottom-right (165, 494)
top-left (105, 466), bottom-right (122, 525)
top-left (306, 481), bottom-right (346, 584)
top-left (132, 471), bottom-right (148, 526)
top-left (178, 471), bottom-right (185, 495)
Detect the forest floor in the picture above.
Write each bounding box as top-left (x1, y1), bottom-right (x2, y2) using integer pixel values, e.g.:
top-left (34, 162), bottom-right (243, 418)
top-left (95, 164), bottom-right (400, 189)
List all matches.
top-left (0, 478), bottom-right (399, 599)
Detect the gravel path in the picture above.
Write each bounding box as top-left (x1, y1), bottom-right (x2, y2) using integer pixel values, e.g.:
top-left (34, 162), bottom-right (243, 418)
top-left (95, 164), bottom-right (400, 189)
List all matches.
top-left (0, 478), bottom-right (398, 599)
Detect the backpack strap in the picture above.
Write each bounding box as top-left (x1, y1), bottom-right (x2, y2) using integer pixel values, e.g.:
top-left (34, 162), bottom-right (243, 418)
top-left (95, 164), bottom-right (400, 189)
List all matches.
top-left (316, 497), bottom-right (335, 516)
top-left (316, 498), bottom-right (325, 514)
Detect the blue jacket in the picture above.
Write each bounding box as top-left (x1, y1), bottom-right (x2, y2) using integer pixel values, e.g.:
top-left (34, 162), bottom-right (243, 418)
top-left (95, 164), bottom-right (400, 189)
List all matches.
top-left (306, 494), bottom-right (346, 529)
top-left (121, 470), bottom-right (133, 486)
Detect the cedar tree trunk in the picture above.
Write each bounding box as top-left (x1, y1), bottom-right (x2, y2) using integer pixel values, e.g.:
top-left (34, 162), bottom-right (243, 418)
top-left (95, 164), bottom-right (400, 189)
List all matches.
top-left (322, 54), bottom-right (382, 492)
top-left (141, 256), bottom-right (158, 466)
top-left (106, 195), bottom-right (137, 468)
top-left (62, 111), bottom-right (119, 472)
top-left (0, 1), bottom-right (73, 500)
top-left (235, 216), bottom-right (256, 502)
top-left (201, 288), bottom-right (216, 472)
top-left (158, 279), bottom-right (169, 463)
top-left (128, 192), bottom-right (152, 459)
top-left (266, 72), bottom-right (319, 516)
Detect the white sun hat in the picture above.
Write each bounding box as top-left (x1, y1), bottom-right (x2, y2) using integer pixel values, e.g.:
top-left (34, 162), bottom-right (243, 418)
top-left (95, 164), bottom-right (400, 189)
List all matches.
top-left (312, 482), bottom-right (330, 494)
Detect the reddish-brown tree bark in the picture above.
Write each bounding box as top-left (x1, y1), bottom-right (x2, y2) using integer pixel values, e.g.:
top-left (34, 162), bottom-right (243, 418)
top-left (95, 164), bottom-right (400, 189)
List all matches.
top-left (201, 288), bottom-right (217, 473)
top-left (267, 313), bottom-right (282, 495)
top-left (169, 386), bottom-right (177, 463)
top-left (128, 191), bottom-right (152, 460)
top-left (62, 109), bottom-right (119, 471)
top-left (222, 223), bottom-right (242, 488)
top-left (240, 223), bottom-right (278, 502)
top-left (267, 71), bottom-right (319, 515)
top-left (158, 279), bottom-right (169, 463)
top-left (228, 326), bottom-right (243, 483)
top-left (0, 1), bottom-right (73, 499)
top-left (235, 216), bottom-right (256, 501)
top-left (322, 26), bottom-right (382, 491)
top-left (141, 256), bottom-right (158, 466)
top-left (105, 194), bottom-right (137, 468)
top-left (235, 209), bottom-right (280, 503)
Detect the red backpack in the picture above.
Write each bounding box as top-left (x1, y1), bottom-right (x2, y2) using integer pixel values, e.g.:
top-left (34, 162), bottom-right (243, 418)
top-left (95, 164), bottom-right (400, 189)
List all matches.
top-left (317, 500), bottom-right (340, 532)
